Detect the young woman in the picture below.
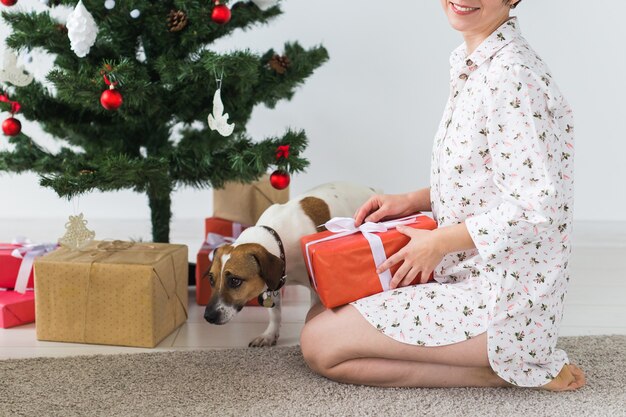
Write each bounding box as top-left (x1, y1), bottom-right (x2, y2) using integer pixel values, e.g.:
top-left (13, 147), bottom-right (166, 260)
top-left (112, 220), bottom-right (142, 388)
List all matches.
top-left (300, 0), bottom-right (586, 391)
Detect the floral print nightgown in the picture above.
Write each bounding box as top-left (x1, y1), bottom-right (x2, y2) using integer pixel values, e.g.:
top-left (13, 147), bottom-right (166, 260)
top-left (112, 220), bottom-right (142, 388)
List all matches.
top-left (351, 17), bottom-right (575, 387)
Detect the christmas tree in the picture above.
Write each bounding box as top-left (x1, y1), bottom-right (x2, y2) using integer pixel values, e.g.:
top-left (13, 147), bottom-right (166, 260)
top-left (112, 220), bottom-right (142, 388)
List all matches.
top-left (0, 0), bottom-right (328, 242)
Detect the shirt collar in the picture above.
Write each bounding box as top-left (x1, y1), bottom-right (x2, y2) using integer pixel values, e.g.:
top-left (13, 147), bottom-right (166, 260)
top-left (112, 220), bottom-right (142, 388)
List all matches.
top-left (450, 17), bottom-right (522, 75)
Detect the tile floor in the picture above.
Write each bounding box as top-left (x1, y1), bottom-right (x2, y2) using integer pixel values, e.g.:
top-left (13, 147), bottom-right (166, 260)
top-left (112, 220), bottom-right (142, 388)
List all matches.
top-left (0, 218), bottom-right (625, 360)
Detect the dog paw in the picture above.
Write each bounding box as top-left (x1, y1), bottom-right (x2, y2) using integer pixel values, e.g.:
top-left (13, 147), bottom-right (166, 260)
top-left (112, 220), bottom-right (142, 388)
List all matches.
top-left (248, 334), bottom-right (279, 348)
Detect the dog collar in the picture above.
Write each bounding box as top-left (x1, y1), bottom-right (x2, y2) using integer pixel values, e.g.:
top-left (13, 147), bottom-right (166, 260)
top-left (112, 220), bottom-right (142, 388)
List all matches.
top-left (257, 225), bottom-right (287, 308)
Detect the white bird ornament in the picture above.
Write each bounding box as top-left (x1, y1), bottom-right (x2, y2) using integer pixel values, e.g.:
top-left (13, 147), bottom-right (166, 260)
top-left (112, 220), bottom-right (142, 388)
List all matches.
top-left (0, 50), bottom-right (34, 87)
top-left (208, 88), bottom-right (235, 137)
top-left (251, 0), bottom-right (280, 11)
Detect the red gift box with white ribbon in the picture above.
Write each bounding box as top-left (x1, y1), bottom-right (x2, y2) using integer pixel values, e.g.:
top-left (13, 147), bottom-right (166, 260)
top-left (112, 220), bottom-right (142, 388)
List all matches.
top-left (0, 239), bottom-right (57, 293)
top-left (300, 213), bottom-right (438, 308)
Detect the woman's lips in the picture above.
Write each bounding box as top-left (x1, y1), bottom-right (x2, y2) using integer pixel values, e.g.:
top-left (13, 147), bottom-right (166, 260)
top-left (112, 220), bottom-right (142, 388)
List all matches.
top-left (450, 2), bottom-right (480, 15)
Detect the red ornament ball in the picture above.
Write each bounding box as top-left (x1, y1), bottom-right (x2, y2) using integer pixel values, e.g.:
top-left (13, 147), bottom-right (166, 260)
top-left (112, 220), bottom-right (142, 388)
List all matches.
top-left (211, 3), bottom-right (231, 24)
top-left (0, 0), bottom-right (18, 6)
top-left (270, 170), bottom-right (290, 190)
top-left (100, 88), bottom-right (123, 111)
top-left (2, 117), bottom-right (21, 136)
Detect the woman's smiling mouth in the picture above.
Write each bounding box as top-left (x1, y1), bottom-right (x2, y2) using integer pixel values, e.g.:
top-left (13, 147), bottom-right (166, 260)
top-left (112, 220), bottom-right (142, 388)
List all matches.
top-left (450, 2), bottom-right (481, 15)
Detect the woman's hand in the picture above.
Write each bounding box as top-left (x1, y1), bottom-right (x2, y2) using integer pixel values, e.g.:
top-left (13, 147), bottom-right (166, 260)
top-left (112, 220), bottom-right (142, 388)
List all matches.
top-left (354, 193), bottom-right (417, 227)
top-left (376, 225), bottom-right (446, 289)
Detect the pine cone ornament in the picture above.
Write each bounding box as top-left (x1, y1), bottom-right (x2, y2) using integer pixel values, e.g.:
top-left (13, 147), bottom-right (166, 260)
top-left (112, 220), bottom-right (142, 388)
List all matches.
top-left (167, 10), bottom-right (188, 32)
top-left (55, 24), bottom-right (68, 34)
top-left (268, 54), bottom-right (291, 75)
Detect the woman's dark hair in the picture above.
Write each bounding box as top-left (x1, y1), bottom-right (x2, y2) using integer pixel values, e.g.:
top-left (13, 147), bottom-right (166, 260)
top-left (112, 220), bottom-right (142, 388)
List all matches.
top-left (507, 0), bottom-right (522, 8)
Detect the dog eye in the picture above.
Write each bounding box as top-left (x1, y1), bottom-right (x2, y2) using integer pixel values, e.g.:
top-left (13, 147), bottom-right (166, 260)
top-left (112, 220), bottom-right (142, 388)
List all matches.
top-left (208, 273), bottom-right (215, 287)
top-left (228, 277), bottom-right (243, 289)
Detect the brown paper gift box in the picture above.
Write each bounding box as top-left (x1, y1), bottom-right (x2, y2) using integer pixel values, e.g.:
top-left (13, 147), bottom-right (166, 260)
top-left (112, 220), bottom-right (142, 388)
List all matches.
top-left (34, 241), bottom-right (188, 348)
top-left (213, 173), bottom-right (290, 226)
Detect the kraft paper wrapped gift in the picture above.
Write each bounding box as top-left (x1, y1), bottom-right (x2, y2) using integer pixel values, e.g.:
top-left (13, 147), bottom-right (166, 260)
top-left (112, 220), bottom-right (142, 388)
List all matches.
top-left (0, 290), bottom-right (35, 329)
top-left (196, 217), bottom-right (257, 306)
top-left (213, 173), bottom-right (290, 226)
top-left (34, 241), bottom-right (188, 348)
top-left (301, 214), bottom-right (438, 308)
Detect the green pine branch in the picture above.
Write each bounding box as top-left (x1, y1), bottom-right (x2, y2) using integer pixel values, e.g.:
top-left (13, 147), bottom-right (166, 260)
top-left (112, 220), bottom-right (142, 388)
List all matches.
top-left (0, 0), bottom-right (327, 242)
top-left (172, 128), bottom-right (309, 188)
top-left (0, 134), bottom-right (70, 174)
top-left (257, 42), bottom-right (329, 108)
top-left (39, 154), bottom-right (171, 198)
top-left (2, 11), bottom-right (69, 56)
top-left (176, 2), bottom-right (282, 54)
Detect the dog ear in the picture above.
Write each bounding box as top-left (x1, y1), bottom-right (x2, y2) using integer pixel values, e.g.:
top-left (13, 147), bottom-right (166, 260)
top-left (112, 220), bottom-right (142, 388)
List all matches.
top-left (245, 244), bottom-right (285, 291)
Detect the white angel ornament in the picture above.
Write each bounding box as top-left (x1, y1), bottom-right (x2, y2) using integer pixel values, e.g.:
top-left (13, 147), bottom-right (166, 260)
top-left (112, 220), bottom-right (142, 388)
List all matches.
top-left (208, 88), bottom-right (235, 137)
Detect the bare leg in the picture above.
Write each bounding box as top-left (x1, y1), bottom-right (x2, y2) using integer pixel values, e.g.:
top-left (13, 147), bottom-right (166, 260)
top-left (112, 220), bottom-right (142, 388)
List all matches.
top-left (305, 298), bottom-right (326, 323)
top-left (301, 303), bottom-right (510, 388)
top-left (325, 358), bottom-right (507, 388)
top-left (301, 302), bottom-right (585, 390)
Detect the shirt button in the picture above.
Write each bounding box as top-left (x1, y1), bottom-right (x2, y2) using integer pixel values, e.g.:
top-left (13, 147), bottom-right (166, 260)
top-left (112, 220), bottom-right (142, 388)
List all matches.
top-left (466, 59), bottom-right (474, 67)
top-left (459, 73), bottom-right (468, 80)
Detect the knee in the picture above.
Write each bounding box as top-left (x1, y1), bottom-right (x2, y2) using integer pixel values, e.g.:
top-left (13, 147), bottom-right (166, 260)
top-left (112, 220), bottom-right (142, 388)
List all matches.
top-left (300, 321), bottom-right (333, 375)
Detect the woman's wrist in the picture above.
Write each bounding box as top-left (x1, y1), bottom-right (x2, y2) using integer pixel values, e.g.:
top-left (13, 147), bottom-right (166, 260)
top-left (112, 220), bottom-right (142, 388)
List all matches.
top-left (431, 222), bottom-right (476, 255)
top-left (407, 187), bottom-right (432, 212)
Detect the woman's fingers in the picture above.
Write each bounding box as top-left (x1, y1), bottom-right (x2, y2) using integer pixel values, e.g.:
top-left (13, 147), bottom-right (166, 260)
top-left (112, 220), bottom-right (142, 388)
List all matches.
top-left (401, 266), bottom-right (421, 288)
top-left (376, 251), bottom-right (403, 274)
top-left (389, 260), bottom-right (412, 289)
top-left (354, 197), bottom-right (382, 226)
top-left (363, 206), bottom-right (388, 224)
top-left (420, 268), bottom-right (434, 284)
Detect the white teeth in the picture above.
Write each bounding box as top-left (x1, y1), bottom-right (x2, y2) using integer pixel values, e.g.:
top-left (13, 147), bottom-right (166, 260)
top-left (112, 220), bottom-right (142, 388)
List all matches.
top-left (453, 3), bottom-right (479, 12)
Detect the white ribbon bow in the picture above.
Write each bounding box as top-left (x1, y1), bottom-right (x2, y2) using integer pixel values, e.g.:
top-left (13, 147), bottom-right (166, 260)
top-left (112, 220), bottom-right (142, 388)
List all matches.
top-left (204, 222), bottom-right (244, 261)
top-left (10, 240), bottom-right (58, 294)
top-left (305, 214), bottom-right (428, 292)
top-left (205, 233), bottom-right (235, 262)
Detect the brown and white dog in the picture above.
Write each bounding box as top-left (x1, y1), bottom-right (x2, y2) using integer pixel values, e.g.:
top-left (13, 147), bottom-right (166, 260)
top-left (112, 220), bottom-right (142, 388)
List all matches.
top-left (203, 182), bottom-right (378, 347)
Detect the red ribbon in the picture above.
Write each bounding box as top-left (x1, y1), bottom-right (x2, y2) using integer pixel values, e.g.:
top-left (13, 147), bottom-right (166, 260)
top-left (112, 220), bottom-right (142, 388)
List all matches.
top-left (276, 145), bottom-right (290, 160)
top-left (0, 93), bottom-right (21, 114)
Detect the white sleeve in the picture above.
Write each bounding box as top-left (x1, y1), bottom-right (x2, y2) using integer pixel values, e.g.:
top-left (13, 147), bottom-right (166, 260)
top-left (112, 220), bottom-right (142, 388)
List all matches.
top-left (464, 64), bottom-right (572, 262)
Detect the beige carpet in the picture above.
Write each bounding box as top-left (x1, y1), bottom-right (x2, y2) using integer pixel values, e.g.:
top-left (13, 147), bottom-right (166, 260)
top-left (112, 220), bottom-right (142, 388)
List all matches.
top-left (1, 336), bottom-right (624, 417)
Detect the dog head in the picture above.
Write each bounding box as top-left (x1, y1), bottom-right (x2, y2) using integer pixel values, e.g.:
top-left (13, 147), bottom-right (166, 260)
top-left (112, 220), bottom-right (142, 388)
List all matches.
top-left (203, 243), bottom-right (284, 325)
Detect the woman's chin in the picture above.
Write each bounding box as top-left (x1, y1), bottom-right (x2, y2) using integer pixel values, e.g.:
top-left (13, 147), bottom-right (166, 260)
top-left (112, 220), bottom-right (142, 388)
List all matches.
top-left (446, 11), bottom-right (480, 32)
top-left (447, 18), bottom-right (472, 32)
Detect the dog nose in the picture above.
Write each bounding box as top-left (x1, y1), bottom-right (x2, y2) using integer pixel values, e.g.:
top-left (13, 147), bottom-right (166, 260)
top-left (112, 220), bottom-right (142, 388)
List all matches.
top-left (204, 309), bottom-right (221, 324)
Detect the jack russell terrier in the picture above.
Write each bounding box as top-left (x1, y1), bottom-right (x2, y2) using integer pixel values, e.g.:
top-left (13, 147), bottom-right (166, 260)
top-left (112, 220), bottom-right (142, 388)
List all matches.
top-left (203, 182), bottom-right (378, 347)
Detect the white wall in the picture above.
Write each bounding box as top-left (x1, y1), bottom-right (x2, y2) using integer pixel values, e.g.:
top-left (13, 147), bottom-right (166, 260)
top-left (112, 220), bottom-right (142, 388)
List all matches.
top-left (1, 0), bottom-right (624, 223)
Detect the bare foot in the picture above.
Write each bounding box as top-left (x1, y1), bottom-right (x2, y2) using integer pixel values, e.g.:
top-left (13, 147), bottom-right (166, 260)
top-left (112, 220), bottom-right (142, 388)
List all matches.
top-left (540, 364), bottom-right (586, 391)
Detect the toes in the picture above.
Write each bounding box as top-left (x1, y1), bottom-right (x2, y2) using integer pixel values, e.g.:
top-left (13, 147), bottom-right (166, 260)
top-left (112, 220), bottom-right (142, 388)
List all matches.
top-left (541, 363), bottom-right (584, 391)
top-left (560, 365), bottom-right (586, 391)
top-left (570, 365), bottom-right (586, 389)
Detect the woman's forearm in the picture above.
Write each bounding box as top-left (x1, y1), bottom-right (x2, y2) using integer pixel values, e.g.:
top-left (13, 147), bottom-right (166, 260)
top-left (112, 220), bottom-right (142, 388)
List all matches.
top-left (432, 222), bottom-right (477, 254)
top-left (405, 187), bottom-right (475, 254)
top-left (407, 187), bottom-right (432, 212)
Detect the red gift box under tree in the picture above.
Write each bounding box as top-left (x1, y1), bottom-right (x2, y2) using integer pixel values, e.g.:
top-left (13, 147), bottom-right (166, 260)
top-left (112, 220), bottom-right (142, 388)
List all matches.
top-left (301, 214), bottom-right (438, 308)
